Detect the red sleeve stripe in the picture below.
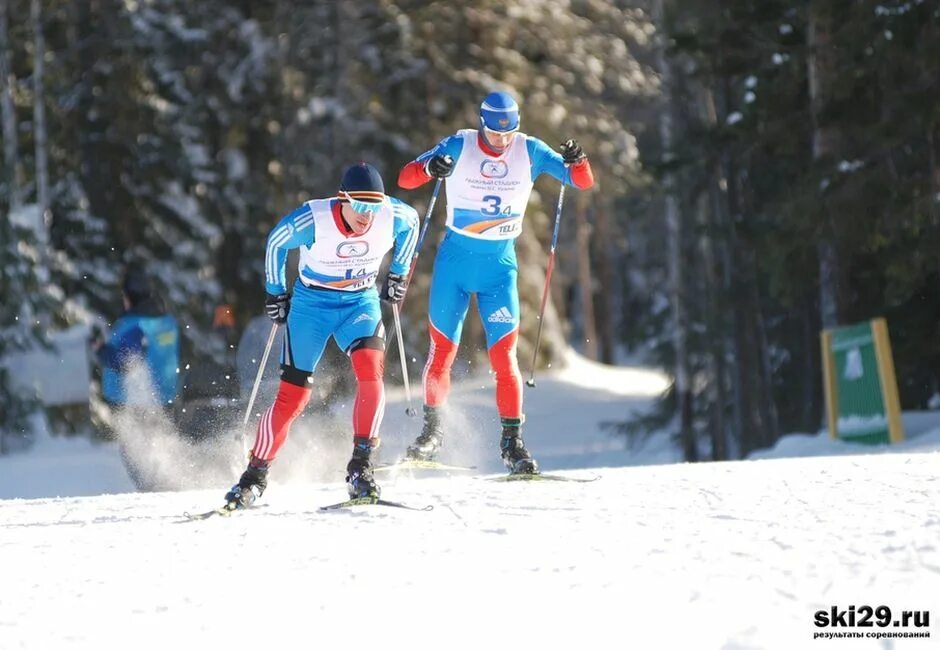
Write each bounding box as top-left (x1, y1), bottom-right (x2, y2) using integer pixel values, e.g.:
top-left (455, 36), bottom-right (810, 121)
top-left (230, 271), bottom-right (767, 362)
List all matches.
top-left (569, 159), bottom-right (594, 190)
top-left (398, 160), bottom-right (432, 189)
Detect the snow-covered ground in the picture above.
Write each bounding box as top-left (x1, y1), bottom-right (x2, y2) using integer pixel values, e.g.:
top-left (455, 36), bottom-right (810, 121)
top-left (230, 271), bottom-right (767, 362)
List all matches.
top-left (1, 350), bottom-right (939, 649)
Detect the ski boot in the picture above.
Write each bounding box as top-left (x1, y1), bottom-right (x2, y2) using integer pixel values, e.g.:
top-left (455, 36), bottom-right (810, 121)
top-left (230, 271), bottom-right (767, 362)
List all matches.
top-left (224, 455), bottom-right (270, 509)
top-left (499, 416), bottom-right (539, 475)
top-left (346, 438), bottom-right (381, 499)
top-left (405, 405), bottom-right (444, 461)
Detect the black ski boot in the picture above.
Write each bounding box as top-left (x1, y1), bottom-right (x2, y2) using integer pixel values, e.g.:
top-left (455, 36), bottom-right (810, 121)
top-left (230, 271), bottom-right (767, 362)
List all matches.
top-left (346, 439), bottom-right (381, 499)
top-left (224, 456), bottom-right (269, 509)
top-left (405, 405), bottom-right (444, 461)
top-left (499, 417), bottom-right (539, 475)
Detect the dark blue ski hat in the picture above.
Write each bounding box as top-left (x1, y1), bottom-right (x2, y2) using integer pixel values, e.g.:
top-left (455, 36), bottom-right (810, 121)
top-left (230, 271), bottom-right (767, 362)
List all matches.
top-left (338, 162), bottom-right (385, 203)
top-left (122, 265), bottom-right (153, 304)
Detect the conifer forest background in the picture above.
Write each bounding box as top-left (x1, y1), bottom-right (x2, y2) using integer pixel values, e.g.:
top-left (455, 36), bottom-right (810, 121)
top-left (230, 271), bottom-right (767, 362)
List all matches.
top-left (1, 0), bottom-right (938, 461)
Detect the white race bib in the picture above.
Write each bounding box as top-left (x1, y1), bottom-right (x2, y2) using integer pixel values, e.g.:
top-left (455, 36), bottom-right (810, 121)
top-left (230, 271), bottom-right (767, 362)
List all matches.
top-left (444, 130), bottom-right (535, 240)
top-left (297, 199), bottom-right (395, 291)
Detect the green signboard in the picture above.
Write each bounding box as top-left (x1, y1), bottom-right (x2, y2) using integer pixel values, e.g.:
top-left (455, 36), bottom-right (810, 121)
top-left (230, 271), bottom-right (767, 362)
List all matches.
top-left (820, 318), bottom-right (904, 445)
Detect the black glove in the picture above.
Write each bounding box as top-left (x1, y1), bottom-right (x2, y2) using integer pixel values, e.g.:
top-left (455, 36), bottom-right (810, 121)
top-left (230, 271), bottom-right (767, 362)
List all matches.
top-left (383, 272), bottom-right (408, 305)
top-left (265, 293), bottom-right (290, 324)
top-left (425, 154), bottom-right (455, 179)
top-left (559, 139), bottom-right (586, 165)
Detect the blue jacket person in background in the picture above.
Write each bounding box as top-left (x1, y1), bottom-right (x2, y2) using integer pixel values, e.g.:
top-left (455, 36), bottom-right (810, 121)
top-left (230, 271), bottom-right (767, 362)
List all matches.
top-left (94, 266), bottom-right (180, 411)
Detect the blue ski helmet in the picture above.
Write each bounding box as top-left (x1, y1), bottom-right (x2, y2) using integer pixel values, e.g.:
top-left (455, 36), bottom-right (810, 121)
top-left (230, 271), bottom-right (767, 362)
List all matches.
top-left (479, 91), bottom-right (520, 133)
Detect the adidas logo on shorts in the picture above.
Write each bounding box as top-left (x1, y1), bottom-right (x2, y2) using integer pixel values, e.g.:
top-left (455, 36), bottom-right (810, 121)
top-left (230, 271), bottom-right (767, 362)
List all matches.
top-left (352, 313), bottom-right (374, 324)
top-left (487, 306), bottom-right (515, 324)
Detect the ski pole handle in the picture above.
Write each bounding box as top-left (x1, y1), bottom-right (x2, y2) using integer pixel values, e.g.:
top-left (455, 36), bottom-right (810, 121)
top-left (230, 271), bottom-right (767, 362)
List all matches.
top-left (548, 180), bottom-right (566, 255)
top-left (412, 178), bottom-right (443, 267)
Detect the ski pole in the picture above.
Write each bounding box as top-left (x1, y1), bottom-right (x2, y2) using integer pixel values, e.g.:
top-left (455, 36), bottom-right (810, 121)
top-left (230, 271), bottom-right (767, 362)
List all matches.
top-left (391, 304), bottom-right (417, 416)
top-left (387, 177), bottom-right (442, 416)
top-left (526, 181), bottom-right (567, 388)
top-left (241, 322), bottom-right (279, 456)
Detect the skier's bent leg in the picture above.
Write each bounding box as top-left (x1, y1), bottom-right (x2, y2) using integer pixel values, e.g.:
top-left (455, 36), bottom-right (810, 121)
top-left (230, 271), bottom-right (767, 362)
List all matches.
top-left (226, 376), bottom-right (312, 508)
top-left (418, 254), bottom-right (470, 459)
top-left (488, 329), bottom-right (537, 474)
top-left (251, 374), bottom-right (313, 462)
top-left (349, 338), bottom-right (386, 443)
top-left (344, 338), bottom-right (384, 499)
top-left (422, 323), bottom-right (459, 407)
top-left (488, 328), bottom-right (522, 419)
top-left (409, 324), bottom-right (458, 461)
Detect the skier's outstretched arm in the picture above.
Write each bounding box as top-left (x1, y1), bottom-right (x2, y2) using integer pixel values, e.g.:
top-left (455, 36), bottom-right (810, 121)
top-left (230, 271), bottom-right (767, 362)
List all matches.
top-left (382, 198), bottom-right (421, 305)
top-left (264, 204), bottom-right (317, 295)
top-left (389, 199), bottom-right (420, 276)
top-left (527, 137), bottom-right (594, 189)
top-left (398, 135), bottom-right (464, 189)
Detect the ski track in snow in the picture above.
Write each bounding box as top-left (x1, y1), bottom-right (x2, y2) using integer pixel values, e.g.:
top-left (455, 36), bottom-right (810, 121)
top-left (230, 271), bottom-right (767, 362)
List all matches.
top-left (1, 353), bottom-right (939, 649)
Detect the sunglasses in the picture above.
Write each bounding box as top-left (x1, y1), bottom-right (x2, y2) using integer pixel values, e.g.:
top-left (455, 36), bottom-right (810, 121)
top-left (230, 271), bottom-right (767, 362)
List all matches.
top-left (341, 191), bottom-right (386, 216)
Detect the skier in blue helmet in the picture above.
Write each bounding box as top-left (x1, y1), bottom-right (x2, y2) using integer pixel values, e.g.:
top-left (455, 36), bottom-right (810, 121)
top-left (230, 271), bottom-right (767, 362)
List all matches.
top-left (398, 90), bottom-right (594, 474)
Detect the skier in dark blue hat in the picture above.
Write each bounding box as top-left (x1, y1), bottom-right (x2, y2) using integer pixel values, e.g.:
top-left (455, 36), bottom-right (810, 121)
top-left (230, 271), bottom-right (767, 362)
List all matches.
top-left (225, 163), bottom-right (420, 508)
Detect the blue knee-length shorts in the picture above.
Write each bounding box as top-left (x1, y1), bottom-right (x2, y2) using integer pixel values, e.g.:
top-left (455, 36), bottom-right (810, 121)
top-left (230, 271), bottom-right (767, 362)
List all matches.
top-left (428, 231), bottom-right (519, 347)
top-left (282, 280), bottom-right (385, 373)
